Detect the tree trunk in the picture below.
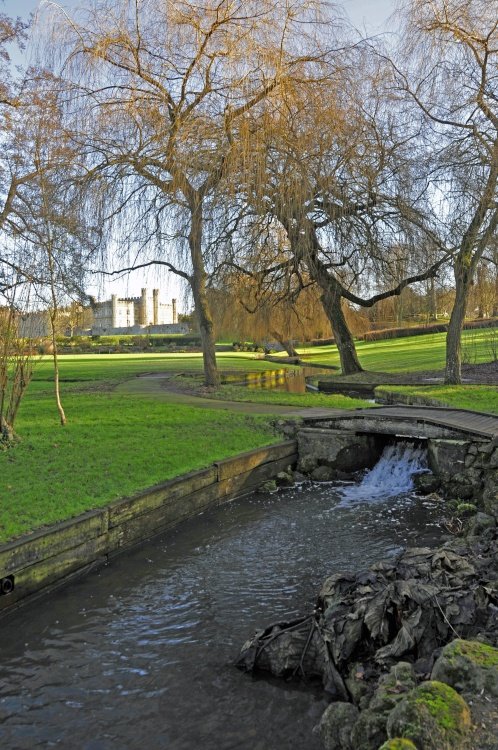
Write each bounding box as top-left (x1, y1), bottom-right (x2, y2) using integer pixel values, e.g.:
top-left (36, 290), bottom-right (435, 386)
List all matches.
top-left (188, 195), bottom-right (220, 388)
top-left (320, 283), bottom-right (363, 375)
top-left (445, 256), bottom-right (471, 384)
top-left (270, 330), bottom-right (298, 357)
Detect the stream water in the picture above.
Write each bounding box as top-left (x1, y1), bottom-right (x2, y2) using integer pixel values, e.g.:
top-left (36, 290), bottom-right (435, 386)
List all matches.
top-left (0, 445), bottom-right (443, 750)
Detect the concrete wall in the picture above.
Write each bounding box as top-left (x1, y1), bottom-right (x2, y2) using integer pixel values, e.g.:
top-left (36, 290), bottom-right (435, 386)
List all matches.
top-left (0, 441), bottom-right (297, 617)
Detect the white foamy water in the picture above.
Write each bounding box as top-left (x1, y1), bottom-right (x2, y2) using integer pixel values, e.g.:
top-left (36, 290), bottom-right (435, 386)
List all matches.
top-left (338, 441), bottom-right (428, 506)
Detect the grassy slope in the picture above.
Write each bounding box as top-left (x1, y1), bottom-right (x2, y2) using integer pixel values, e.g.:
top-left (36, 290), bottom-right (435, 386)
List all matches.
top-left (2, 332), bottom-right (496, 544)
top-left (376, 385), bottom-right (498, 415)
top-left (0, 352), bottom-right (364, 544)
top-left (298, 327), bottom-right (497, 372)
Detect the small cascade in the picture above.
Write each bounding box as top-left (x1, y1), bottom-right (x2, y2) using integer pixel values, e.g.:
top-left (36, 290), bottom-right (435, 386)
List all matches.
top-left (338, 441), bottom-right (428, 505)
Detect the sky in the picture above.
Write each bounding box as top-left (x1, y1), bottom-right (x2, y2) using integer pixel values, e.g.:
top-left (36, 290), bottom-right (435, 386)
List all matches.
top-left (6, 0), bottom-right (397, 307)
top-left (12, 0), bottom-right (397, 29)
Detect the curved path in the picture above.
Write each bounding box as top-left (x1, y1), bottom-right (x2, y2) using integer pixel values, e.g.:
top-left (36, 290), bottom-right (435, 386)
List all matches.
top-left (118, 374), bottom-right (498, 440)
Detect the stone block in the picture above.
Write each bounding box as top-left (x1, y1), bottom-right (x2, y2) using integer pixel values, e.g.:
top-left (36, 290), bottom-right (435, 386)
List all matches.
top-left (427, 440), bottom-right (470, 477)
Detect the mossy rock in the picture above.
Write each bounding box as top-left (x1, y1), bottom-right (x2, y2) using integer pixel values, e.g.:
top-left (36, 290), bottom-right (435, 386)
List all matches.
top-left (316, 701), bottom-right (359, 750)
top-left (378, 740), bottom-right (417, 750)
top-left (432, 639), bottom-right (498, 697)
top-left (350, 663), bottom-right (418, 750)
top-left (386, 680), bottom-right (471, 750)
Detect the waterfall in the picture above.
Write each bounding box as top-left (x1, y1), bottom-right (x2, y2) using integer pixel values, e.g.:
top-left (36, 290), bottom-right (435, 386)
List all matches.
top-left (337, 441), bottom-right (428, 506)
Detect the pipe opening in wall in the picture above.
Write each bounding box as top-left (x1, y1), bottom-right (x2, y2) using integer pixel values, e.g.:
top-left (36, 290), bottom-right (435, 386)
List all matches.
top-left (0, 575), bottom-right (15, 595)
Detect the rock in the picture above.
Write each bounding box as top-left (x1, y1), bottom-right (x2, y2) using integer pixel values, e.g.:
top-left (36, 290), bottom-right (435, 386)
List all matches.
top-left (466, 512), bottom-right (496, 536)
top-left (311, 465), bottom-right (336, 481)
top-left (315, 701), bottom-right (359, 750)
top-left (431, 639), bottom-right (498, 697)
top-left (344, 662), bottom-right (371, 707)
top-left (427, 440), bottom-right (470, 477)
top-left (349, 663), bottom-right (418, 750)
top-left (446, 480), bottom-right (475, 500)
top-left (275, 470), bottom-right (294, 487)
top-left (413, 473), bottom-right (441, 494)
top-left (386, 680), bottom-right (471, 750)
top-left (297, 454), bottom-right (317, 474)
top-left (297, 429), bottom-right (381, 474)
top-left (378, 740), bottom-right (417, 750)
top-left (259, 479), bottom-right (277, 493)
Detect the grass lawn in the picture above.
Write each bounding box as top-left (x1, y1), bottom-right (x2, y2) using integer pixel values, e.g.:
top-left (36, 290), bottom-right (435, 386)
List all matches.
top-left (0, 351), bottom-right (365, 544)
top-left (0, 390), bottom-right (281, 544)
top-left (205, 383), bottom-right (370, 409)
top-left (298, 327), bottom-right (498, 373)
top-left (2, 334), bottom-right (496, 545)
top-left (376, 385), bottom-right (498, 415)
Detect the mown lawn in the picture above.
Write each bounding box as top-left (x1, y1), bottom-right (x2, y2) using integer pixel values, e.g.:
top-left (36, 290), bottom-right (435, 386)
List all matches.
top-left (0, 391), bottom-right (280, 544)
top-left (0, 351), bottom-right (365, 544)
top-left (298, 327), bottom-right (498, 373)
top-left (376, 385), bottom-right (498, 415)
top-left (2, 335), bottom-right (496, 544)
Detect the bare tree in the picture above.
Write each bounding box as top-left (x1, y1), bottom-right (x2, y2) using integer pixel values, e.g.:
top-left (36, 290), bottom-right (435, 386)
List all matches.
top-left (394, 0), bottom-right (498, 383)
top-left (50, 0), bottom-right (330, 386)
top-left (237, 48), bottom-right (451, 374)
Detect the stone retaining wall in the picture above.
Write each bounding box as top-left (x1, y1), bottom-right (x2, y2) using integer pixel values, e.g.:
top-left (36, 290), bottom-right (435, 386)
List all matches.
top-left (0, 441), bottom-right (297, 616)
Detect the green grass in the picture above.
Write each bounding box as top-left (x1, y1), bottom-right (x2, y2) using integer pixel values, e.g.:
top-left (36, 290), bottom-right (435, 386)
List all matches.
top-left (207, 383), bottom-right (371, 409)
top-left (2, 331), bottom-right (496, 545)
top-left (298, 327), bottom-right (498, 372)
top-left (376, 385), bottom-right (498, 414)
top-left (30, 351), bottom-right (288, 386)
top-left (0, 390), bottom-right (280, 544)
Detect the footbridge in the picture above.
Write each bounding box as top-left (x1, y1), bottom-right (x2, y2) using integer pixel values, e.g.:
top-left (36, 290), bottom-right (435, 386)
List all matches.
top-left (289, 405), bottom-right (498, 441)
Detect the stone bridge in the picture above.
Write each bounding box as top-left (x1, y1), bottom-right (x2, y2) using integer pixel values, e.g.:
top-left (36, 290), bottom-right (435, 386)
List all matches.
top-left (292, 405), bottom-right (498, 508)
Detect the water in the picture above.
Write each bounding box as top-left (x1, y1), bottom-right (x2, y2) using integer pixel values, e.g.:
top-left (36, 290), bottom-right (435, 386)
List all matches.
top-left (0, 460), bottom-right (443, 750)
top-left (338, 442), bottom-right (428, 505)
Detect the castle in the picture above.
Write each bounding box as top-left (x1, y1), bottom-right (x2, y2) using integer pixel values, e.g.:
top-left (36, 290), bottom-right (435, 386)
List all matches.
top-left (91, 288), bottom-right (186, 334)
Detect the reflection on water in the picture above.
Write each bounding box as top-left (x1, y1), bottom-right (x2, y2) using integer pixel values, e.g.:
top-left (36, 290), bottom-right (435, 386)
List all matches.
top-left (0, 483), bottom-right (443, 750)
top-left (223, 367), bottom-right (332, 394)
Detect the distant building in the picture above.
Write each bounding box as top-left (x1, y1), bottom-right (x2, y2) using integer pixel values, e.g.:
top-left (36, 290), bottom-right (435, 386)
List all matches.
top-left (91, 288), bottom-right (187, 334)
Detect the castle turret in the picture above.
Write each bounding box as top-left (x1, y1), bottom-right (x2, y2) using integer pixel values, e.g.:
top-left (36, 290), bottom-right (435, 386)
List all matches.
top-left (153, 289), bottom-right (159, 325)
top-left (140, 288), bottom-right (147, 325)
top-left (111, 294), bottom-right (118, 327)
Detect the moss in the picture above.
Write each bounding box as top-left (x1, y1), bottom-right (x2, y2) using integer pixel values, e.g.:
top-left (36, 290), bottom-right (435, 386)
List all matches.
top-left (387, 680), bottom-right (471, 750)
top-left (413, 681), bottom-right (469, 731)
top-left (378, 740), bottom-right (417, 750)
top-left (449, 639), bottom-right (498, 667)
top-left (455, 502), bottom-right (477, 515)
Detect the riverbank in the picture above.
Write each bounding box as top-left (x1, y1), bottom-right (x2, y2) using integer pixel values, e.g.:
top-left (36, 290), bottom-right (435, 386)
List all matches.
top-left (237, 508), bottom-right (498, 750)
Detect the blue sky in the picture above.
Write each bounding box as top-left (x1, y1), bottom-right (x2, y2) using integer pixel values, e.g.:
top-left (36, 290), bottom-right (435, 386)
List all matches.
top-left (12, 0), bottom-right (396, 29)
top-left (6, 0), bottom-right (396, 305)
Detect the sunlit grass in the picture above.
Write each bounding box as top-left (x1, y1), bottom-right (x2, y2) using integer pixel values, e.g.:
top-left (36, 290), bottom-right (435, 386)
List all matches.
top-left (298, 327), bottom-right (498, 373)
top-left (377, 385), bottom-right (498, 415)
top-left (0, 391), bottom-right (280, 544)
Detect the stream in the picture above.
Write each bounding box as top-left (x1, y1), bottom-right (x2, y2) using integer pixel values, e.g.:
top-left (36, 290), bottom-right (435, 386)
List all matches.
top-left (0, 446), bottom-right (443, 750)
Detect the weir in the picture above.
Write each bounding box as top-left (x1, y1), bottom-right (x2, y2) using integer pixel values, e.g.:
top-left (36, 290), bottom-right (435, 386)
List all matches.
top-left (337, 441), bottom-right (428, 505)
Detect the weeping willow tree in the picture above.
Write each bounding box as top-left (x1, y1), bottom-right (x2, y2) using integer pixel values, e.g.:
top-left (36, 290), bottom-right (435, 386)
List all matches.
top-left (394, 0), bottom-right (498, 384)
top-left (232, 43), bottom-right (453, 375)
top-left (47, 0), bottom-right (335, 386)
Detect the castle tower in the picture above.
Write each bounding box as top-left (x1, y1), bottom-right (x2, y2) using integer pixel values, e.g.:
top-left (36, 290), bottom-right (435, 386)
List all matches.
top-left (140, 288), bottom-right (147, 325)
top-left (111, 294), bottom-right (118, 327)
top-left (153, 289), bottom-right (159, 325)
